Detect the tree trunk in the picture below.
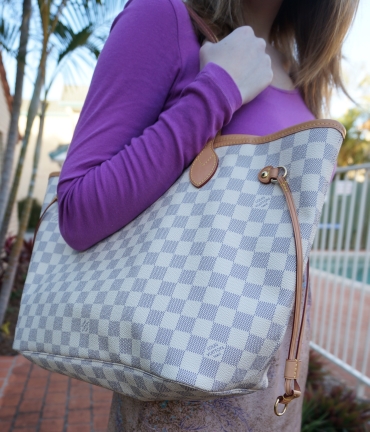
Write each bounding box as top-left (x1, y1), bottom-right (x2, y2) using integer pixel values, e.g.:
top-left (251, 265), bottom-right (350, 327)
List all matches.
top-left (0, 0), bottom-right (32, 228)
top-left (0, 132), bottom-right (3, 176)
top-left (0, 101), bottom-right (47, 328)
top-left (0, 48), bottom-right (47, 249)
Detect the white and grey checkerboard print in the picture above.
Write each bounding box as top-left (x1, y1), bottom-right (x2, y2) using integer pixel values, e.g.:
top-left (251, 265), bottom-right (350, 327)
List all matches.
top-left (14, 127), bottom-right (342, 400)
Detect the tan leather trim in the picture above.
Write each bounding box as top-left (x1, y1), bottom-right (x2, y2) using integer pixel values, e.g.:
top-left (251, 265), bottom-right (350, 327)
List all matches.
top-left (214, 120), bottom-right (346, 148)
top-left (277, 176), bottom-right (304, 398)
top-left (279, 382), bottom-right (301, 404)
top-left (49, 172), bottom-right (61, 178)
top-left (284, 360), bottom-right (301, 380)
top-left (190, 136), bottom-right (219, 188)
top-left (278, 177), bottom-right (303, 357)
top-left (32, 196), bottom-right (58, 247)
top-left (259, 168), bottom-right (310, 414)
top-left (296, 264), bottom-right (310, 360)
top-left (190, 120), bottom-right (345, 189)
top-left (258, 166), bottom-right (279, 184)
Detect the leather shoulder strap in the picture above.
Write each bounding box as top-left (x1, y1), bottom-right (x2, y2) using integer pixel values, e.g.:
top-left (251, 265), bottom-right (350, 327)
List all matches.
top-left (183, 2), bottom-right (219, 43)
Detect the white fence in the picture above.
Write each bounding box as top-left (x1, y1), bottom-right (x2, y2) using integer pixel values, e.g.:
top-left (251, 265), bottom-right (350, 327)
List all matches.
top-left (310, 162), bottom-right (370, 397)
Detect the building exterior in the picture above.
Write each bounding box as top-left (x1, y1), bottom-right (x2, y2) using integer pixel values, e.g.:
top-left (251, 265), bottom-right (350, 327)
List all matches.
top-left (0, 51), bottom-right (18, 236)
top-left (0, 52), bottom-right (11, 174)
top-left (1, 58), bottom-right (87, 234)
top-left (18, 85), bottom-right (87, 205)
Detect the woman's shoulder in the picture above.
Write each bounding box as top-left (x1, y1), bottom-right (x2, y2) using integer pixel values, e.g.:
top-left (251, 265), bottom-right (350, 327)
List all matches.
top-left (112, 0), bottom-right (192, 32)
top-left (109, 0), bottom-right (199, 79)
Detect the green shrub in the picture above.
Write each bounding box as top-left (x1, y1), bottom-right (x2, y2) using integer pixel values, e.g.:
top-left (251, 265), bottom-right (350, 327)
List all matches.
top-left (302, 351), bottom-right (370, 431)
top-left (0, 235), bottom-right (33, 295)
top-left (303, 385), bottom-right (370, 431)
top-left (17, 198), bottom-right (42, 230)
top-left (306, 349), bottom-right (329, 389)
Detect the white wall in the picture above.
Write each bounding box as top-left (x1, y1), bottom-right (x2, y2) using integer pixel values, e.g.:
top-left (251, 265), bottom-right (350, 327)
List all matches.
top-left (0, 76), bottom-right (18, 236)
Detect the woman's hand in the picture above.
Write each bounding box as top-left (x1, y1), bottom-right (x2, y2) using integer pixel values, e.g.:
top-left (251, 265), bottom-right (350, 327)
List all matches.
top-left (200, 26), bottom-right (273, 104)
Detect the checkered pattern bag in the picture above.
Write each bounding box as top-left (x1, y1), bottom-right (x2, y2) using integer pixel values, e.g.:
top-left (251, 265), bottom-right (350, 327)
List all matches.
top-left (13, 121), bottom-right (344, 402)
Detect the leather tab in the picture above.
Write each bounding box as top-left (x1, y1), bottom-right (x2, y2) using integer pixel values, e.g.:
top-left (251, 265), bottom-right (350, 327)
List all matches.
top-left (284, 359), bottom-right (301, 379)
top-left (281, 388), bottom-right (301, 404)
top-left (258, 166), bottom-right (279, 184)
top-left (190, 138), bottom-right (219, 188)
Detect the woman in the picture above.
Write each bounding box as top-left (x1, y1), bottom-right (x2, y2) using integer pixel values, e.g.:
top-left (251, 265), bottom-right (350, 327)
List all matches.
top-left (58, 0), bottom-right (358, 430)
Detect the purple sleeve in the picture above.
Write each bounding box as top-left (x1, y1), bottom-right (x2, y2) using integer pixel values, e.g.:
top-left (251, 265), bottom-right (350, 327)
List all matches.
top-left (57, 0), bottom-right (242, 251)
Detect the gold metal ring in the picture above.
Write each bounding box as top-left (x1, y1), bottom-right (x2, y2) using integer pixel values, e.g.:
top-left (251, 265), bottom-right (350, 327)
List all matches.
top-left (274, 397), bottom-right (287, 416)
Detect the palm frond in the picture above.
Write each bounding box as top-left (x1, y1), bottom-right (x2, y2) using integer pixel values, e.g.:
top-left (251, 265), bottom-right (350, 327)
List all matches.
top-left (9, 0), bottom-right (128, 98)
top-left (45, 0), bottom-right (124, 89)
top-left (57, 24), bottom-right (95, 63)
top-left (0, 16), bottom-right (20, 54)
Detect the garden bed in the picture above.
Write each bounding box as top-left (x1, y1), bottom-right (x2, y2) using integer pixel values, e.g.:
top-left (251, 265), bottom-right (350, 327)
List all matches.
top-left (0, 236), bottom-right (32, 356)
top-left (0, 291), bottom-right (21, 356)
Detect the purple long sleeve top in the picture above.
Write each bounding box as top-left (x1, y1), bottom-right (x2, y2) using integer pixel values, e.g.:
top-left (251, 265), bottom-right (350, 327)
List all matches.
top-left (58, 0), bottom-right (314, 251)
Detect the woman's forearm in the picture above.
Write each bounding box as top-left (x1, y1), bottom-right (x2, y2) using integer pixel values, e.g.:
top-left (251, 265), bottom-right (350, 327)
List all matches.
top-left (57, 0), bottom-right (242, 251)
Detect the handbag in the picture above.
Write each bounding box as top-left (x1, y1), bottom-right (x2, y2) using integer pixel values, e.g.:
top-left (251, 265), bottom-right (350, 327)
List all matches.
top-left (13, 7), bottom-right (345, 416)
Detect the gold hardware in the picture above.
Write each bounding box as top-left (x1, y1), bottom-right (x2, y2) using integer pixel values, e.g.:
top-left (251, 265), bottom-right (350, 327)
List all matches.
top-left (271, 166), bottom-right (288, 184)
top-left (274, 397), bottom-right (287, 416)
top-left (278, 166), bottom-right (287, 178)
top-left (261, 171), bottom-right (268, 178)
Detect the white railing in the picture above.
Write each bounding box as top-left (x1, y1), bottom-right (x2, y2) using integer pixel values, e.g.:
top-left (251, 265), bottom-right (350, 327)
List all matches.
top-left (310, 163), bottom-right (370, 397)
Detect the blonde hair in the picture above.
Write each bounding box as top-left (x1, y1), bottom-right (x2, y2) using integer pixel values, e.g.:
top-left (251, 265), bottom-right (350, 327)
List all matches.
top-left (185, 0), bottom-right (359, 118)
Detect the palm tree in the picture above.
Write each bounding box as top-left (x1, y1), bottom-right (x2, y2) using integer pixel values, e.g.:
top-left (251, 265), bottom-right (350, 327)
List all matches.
top-left (337, 107), bottom-right (370, 167)
top-left (0, 0), bottom-right (125, 328)
top-left (0, 0), bottom-right (123, 248)
top-left (0, 0), bottom-right (69, 249)
top-left (0, 0), bottom-right (32, 228)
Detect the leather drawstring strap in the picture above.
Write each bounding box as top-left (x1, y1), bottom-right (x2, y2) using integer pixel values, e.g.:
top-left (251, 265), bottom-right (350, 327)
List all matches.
top-left (258, 166), bottom-right (309, 416)
top-left (32, 196), bottom-right (58, 248)
top-left (32, 172), bottom-right (60, 247)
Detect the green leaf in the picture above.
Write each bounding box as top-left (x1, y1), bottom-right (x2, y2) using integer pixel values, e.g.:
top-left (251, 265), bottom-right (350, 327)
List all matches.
top-left (0, 321), bottom-right (11, 336)
top-left (0, 16), bottom-right (19, 54)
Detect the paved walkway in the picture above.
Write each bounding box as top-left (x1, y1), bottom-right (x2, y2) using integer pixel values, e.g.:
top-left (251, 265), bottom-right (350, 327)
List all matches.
top-left (0, 356), bottom-right (112, 432)
top-left (1, 352), bottom-right (368, 431)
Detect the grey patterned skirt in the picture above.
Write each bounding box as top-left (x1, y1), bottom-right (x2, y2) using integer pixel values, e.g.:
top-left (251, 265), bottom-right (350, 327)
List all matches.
top-left (107, 304), bottom-right (311, 432)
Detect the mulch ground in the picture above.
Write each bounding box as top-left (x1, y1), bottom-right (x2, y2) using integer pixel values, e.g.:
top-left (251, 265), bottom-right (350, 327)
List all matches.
top-left (0, 356), bottom-right (112, 432)
top-left (0, 306), bottom-right (20, 356)
top-left (0, 238), bottom-right (32, 356)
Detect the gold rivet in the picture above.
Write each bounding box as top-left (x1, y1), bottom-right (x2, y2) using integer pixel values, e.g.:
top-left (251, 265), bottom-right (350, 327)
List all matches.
top-left (261, 171), bottom-right (268, 178)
